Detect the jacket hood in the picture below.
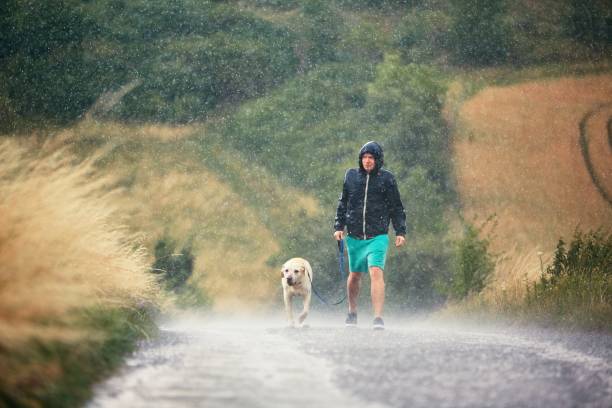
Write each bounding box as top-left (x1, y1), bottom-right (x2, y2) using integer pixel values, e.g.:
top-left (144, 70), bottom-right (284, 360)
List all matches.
top-left (358, 141), bottom-right (384, 172)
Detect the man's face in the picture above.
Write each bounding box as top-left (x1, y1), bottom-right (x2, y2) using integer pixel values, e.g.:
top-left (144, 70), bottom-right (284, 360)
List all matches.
top-left (362, 153), bottom-right (375, 173)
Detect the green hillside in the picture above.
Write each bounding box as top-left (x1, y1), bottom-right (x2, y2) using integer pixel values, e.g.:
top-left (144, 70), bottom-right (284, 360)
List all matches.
top-left (2, 0), bottom-right (611, 310)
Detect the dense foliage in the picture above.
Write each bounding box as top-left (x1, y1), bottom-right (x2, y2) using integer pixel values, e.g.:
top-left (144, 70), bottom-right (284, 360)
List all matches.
top-left (526, 230), bottom-right (612, 329)
top-left (152, 235), bottom-right (210, 307)
top-left (2, 0), bottom-right (609, 130)
top-left (541, 229), bottom-right (611, 287)
top-left (447, 222), bottom-right (496, 299)
top-left (0, 0), bottom-right (298, 127)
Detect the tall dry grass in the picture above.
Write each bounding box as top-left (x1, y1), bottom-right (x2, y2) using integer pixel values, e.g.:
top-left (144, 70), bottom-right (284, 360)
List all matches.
top-left (0, 139), bottom-right (156, 346)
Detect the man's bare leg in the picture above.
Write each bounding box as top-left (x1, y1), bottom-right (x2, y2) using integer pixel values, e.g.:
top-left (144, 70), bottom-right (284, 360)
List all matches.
top-left (370, 266), bottom-right (385, 317)
top-left (347, 272), bottom-right (362, 313)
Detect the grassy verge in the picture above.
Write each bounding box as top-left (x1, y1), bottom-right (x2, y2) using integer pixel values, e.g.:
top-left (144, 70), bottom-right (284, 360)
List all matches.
top-left (440, 230), bottom-right (612, 332)
top-left (0, 307), bottom-right (157, 408)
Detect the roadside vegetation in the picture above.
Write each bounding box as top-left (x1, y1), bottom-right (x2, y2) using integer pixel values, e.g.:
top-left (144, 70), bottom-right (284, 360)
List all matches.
top-left (529, 230), bottom-right (612, 329)
top-left (1, 0), bottom-right (611, 404)
top-left (0, 140), bottom-right (157, 407)
top-left (442, 230), bottom-right (612, 331)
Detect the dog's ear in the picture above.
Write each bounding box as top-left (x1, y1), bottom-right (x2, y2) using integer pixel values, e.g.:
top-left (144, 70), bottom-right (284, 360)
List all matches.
top-left (280, 268), bottom-right (285, 278)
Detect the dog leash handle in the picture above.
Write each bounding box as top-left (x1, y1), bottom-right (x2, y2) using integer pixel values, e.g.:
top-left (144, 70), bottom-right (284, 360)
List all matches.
top-left (331, 239), bottom-right (347, 305)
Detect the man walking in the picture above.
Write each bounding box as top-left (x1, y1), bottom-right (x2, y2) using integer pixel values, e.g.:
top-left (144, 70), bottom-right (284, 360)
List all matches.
top-left (334, 141), bottom-right (406, 330)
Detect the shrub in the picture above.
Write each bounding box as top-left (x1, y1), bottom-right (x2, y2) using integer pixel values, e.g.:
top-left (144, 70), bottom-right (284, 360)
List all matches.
top-left (447, 221), bottom-right (496, 299)
top-left (337, 19), bottom-right (388, 63)
top-left (565, 0), bottom-right (612, 50)
top-left (527, 229), bottom-right (612, 329)
top-left (447, 0), bottom-right (511, 66)
top-left (0, 0), bottom-right (104, 123)
top-left (541, 229), bottom-right (611, 285)
top-left (152, 236), bottom-right (195, 291)
top-left (293, 0), bottom-right (345, 70)
top-left (366, 54), bottom-right (450, 188)
top-left (394, 9), bottom-right (452, 64)
top-left (151, 235), bottom-right (211, 307)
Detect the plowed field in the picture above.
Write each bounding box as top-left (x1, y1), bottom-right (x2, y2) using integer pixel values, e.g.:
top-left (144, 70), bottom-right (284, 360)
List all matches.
top-left (453, 75), bottom-right (612, 265)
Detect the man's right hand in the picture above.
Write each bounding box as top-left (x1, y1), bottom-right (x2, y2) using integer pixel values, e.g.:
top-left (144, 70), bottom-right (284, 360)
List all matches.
top-left (334, 230), bottom-right (344, 241)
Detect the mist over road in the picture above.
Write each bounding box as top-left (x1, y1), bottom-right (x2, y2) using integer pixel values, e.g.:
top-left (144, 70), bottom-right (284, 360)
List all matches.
top-left (88, 314), bottom-right (612, 408)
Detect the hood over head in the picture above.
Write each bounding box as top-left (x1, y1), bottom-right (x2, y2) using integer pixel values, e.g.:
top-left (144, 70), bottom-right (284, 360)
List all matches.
top-left (358, 141), bottom-right (384, 172)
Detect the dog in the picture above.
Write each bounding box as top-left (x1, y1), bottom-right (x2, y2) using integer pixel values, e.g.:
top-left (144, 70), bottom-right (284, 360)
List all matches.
top-left (280, 257), bottom-right (312, 327)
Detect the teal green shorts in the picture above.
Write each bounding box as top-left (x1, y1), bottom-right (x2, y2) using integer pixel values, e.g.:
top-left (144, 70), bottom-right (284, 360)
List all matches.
top-left (346, 234), bottom-right (389, 273)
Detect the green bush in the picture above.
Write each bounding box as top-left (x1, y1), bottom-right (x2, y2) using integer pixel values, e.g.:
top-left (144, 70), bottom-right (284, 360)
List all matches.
top-left (0, 0), bottom-right (104, 123)
top-left (394, 9), bottom-right (452, 64)
top-left (150, 235), bottom-right (211, 308)
top-left (152, 236), bottom-right (195, 291)
top-left (565, 0), bottom-right (612, 50)
top-left (542, 229), bottom-right (611, 285)
top-left (293, 0), bottom-right (345, 70)
top-left (366, 54), bottom-right (450, 189)
top-left (447, 0), bottom-right (511, 66)
top-left (527, 229), bottom-right (612, 329)
top-left (447, 221), bottom-right (495, 299)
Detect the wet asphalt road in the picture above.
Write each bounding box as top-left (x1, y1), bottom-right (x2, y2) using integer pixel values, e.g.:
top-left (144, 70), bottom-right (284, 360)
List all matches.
top-left (88, 314), bottom-right (612, 408)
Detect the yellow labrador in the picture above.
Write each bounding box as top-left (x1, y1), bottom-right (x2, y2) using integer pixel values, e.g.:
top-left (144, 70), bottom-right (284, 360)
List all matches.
top-left (280, 258), bottom-right (312, 327)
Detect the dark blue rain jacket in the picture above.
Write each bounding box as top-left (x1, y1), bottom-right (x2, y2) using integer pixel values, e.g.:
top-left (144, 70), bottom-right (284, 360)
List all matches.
top-left (334, 166), bottom-right (407, 239)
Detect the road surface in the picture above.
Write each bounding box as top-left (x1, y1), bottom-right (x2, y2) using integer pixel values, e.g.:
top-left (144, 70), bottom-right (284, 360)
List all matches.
top-left (88, 314), bottom-right (612, 408)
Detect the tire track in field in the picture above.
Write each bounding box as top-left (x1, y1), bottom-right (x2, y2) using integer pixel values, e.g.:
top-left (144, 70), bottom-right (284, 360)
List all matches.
top-left (579, 102), bottom-right (612, 207)
top-left (608, 117), bottom-right (612, 152)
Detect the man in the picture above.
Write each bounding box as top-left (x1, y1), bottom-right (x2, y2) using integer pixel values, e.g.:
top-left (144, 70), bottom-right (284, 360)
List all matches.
top-left (334, 141), bottom-right (406, 330)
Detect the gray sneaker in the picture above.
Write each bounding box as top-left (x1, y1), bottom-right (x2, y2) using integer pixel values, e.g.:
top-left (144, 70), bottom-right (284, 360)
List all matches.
top-left (372, 317), bottom-right (385, 330)
top-left (345, 312), bottom-right (357, 327)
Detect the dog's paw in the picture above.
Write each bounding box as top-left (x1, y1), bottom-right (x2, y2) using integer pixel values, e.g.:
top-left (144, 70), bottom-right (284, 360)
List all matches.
top-left (298, 312), bottom-right (308, 324)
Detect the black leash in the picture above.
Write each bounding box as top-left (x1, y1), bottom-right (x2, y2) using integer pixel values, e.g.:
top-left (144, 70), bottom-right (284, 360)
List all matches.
top-left (309, 239), bottom-right (347, 306)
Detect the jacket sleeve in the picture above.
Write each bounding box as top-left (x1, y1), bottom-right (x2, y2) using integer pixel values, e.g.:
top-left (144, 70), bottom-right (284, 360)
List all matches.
top-left (334, 170), bottom-right (350, 231)
top-left (386, 174), bottom-right (407, 236)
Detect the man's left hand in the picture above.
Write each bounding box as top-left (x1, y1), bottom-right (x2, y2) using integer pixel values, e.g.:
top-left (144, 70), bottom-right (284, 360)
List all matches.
top-left (395, 236), bottom-right (406, 248)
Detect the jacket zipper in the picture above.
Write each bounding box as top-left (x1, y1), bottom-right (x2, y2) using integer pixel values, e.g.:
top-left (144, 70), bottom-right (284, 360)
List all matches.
top-left (362, 173), bottom-right (370, 238)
